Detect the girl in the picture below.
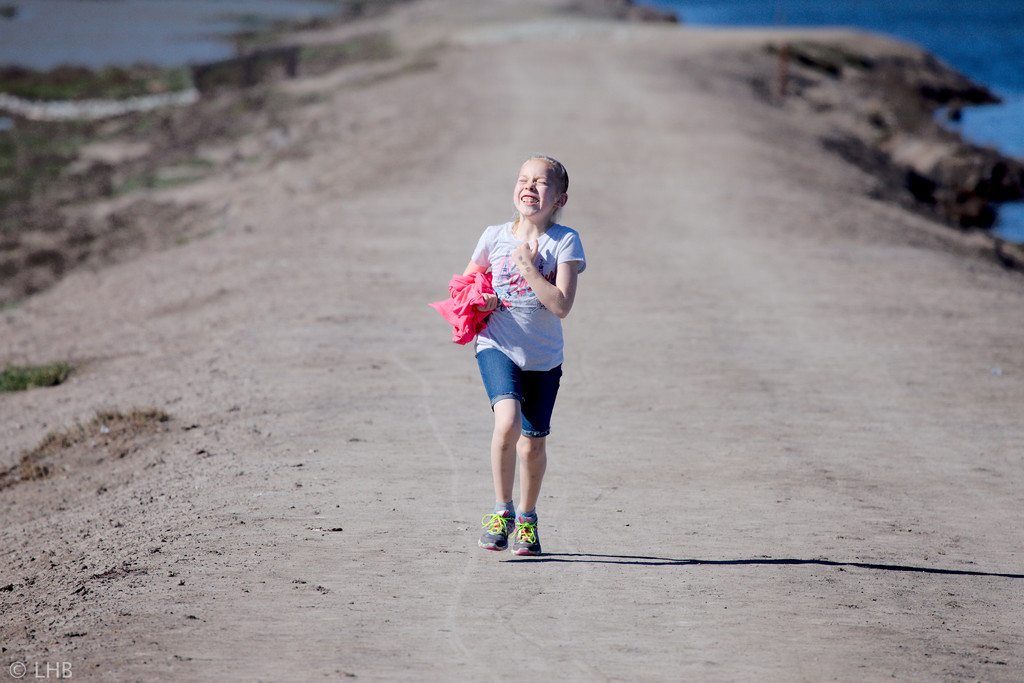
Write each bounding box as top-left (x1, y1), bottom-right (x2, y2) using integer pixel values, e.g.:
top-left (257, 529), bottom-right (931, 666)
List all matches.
top-left (464, 155), bottom-right (586, 556)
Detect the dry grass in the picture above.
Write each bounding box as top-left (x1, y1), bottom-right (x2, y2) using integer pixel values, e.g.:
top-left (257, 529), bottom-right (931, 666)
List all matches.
top-left (1, 408), bottom-right (171, 488)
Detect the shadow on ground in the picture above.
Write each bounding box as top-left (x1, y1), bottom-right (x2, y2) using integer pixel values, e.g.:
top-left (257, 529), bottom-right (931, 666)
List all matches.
top-left (506, 554), bottom-right (1024, 579)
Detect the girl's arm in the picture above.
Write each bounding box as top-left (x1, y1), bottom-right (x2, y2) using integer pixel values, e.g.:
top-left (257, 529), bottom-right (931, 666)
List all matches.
top-left (463, 261), bottom-right (498, 312)
top-left (511, 242), bottom-right (579, 319)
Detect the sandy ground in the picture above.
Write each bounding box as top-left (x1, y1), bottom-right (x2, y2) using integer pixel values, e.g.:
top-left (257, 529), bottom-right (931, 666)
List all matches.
top-left (2, 1), bottom-right (1023, 680)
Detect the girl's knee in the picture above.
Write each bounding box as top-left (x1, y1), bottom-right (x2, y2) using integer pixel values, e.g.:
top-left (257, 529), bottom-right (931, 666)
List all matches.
top-left (492, 399), bottom-right (521, 437)
top-left (518, 436), bottom-right (546, 461)
top-left (493, 421), bottom-right (520, 444)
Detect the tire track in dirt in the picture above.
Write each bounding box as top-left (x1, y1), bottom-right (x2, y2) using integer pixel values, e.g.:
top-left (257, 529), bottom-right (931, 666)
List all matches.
top-left (393, 356), bottom-right (475, 661)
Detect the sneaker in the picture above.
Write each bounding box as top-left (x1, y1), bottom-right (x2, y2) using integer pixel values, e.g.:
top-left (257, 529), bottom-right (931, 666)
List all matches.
top-left (511, 517), bottom-right (541, 556)
top-left (478, 510), bottom-right (515, 551)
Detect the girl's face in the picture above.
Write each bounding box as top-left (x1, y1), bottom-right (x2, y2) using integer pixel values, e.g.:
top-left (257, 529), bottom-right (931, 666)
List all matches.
top-left (513, 158), bottom-right (566, 225)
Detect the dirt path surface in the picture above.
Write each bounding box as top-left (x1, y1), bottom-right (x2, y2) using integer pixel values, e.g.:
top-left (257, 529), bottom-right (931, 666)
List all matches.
top-left (3, 2), bottom-right (1023, 680)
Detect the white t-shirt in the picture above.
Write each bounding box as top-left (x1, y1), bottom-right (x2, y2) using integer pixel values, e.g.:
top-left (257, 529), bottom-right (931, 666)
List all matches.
top-left (472, 221), bottom-right (587, 371)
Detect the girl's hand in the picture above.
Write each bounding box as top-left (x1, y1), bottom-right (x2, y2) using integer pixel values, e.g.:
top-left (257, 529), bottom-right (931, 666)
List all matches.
top-left (475, 292), bottom-right (499, 313)
top-left (513, 239), bottom-right (539, 273)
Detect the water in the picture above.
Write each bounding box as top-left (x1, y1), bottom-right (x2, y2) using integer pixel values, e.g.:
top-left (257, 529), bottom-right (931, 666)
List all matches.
top-left (2, 1), bottom-right (1020, 241)
top-left (0, 0), bottom-right (342, 70)
top-left (644, 0), bottom-right (1024, 242)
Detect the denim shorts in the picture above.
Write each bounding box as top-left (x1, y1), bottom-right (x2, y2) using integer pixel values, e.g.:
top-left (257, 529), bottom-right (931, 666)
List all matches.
top-left (476, 348), bottom-right (562, 438)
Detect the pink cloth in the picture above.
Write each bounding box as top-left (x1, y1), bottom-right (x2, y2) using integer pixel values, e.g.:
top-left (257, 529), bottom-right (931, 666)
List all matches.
top-left (429, 271), bottom-right (494, 345)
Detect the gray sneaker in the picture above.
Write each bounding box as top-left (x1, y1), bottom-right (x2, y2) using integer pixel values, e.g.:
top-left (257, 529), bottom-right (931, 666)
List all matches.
top-left (478, 510), bottom-right (515, 551)
top-left (511, 517), bottom-right (541, 556)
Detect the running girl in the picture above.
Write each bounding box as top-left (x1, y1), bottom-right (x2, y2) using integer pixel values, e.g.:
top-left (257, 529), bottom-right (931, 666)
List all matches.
top-left (463, 155), bottom-right (586, 556)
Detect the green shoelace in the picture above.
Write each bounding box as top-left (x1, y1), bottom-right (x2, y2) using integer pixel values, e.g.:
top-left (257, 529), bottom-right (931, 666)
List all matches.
top-left (516, 521), bottom-right (537, 543)
top-left (481, 512), bottom-right (513, 534)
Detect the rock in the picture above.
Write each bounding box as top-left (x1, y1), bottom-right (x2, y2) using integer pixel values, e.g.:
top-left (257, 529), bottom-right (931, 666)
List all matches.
top-left (572, 0), bottom-right (679, 23)
top-left (766, 38), bottom-right (1023, 235)
top-left (625, 5), bottom-right (678, 23)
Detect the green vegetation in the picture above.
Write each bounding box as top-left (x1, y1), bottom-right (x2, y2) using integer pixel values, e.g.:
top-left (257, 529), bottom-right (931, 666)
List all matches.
top-left (0, 23), bottom-right (412, 308)
top-left (299, 32), bottom-right (396, 68)
top-left (0, 120), bottom-right (96, 207)
top-left (190, 33), bottom-right (395, 93)
top-left (0, 362), bottom-right (72, 393)
top-left (0, 65), bottom-right (192, 101)
top-left (114, 157), bottom-right (216, 196)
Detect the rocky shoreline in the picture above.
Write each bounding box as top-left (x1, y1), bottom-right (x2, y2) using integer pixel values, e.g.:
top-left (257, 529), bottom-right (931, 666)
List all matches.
top-left (0, 0), bottom-right (1021, 308)
top-left (0, 15), bottom-right (401, 305)
top-left (764, 40), bottom-right (1024, 229)
top-left (595, 3), bottom-right (1024, 268)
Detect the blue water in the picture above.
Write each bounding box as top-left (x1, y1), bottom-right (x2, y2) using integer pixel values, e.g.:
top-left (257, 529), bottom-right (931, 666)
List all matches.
top-left (644, 0), bottom-right (1024, 242)
top-left (0, 0), bottom-right (341, 69)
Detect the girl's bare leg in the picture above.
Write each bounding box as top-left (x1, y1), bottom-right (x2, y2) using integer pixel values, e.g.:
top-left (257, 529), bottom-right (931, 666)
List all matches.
top-left (490, 398), bottom-right (521, 503)
top-left (517, 435), bottom-right (547, 513)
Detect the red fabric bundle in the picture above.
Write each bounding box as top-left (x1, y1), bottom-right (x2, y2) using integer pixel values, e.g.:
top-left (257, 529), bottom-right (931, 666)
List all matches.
top-left (428, 271), bottom-right (495, 345)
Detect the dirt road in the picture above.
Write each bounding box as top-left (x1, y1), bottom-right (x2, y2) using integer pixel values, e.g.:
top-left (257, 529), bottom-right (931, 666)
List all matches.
top-left (3, 2), bottom-right (1023, 680)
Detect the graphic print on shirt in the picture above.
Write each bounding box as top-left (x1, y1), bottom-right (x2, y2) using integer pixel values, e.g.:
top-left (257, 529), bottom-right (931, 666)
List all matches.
top-left (494, 253), bottom-right (556, 306)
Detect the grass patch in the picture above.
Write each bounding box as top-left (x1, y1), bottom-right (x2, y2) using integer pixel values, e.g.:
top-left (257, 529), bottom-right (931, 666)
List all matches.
top-left (228, 2), bottom-right (412, 53)
top-left (114, 157), bottom-right (215, 195)
top-left (299, 32), bottom-right (396, 70)
top-left (3, 408), bottom-right (172, 488)
top-left (0, 119), bottom-right (97, 207)
top-left (191, 31), bottom-right (397, 93)
top-left (0, 362), bottom-right (72, 393)
top-left (0, 65), bottom-right (192, 101)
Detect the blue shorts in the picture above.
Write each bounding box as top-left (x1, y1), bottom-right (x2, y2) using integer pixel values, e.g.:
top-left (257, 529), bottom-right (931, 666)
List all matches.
top-left (476, 348), bottom-right (562, 438)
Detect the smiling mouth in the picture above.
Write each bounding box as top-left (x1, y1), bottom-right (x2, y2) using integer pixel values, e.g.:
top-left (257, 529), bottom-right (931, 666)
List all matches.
top-left (520, 194), bottom-right (538, 204)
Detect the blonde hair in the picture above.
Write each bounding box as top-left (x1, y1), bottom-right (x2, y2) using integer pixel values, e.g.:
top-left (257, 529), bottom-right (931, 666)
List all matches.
top-left (533, 154), bottom-right (568, 194)
top-left (513, 155), bottom-right (569, 224)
